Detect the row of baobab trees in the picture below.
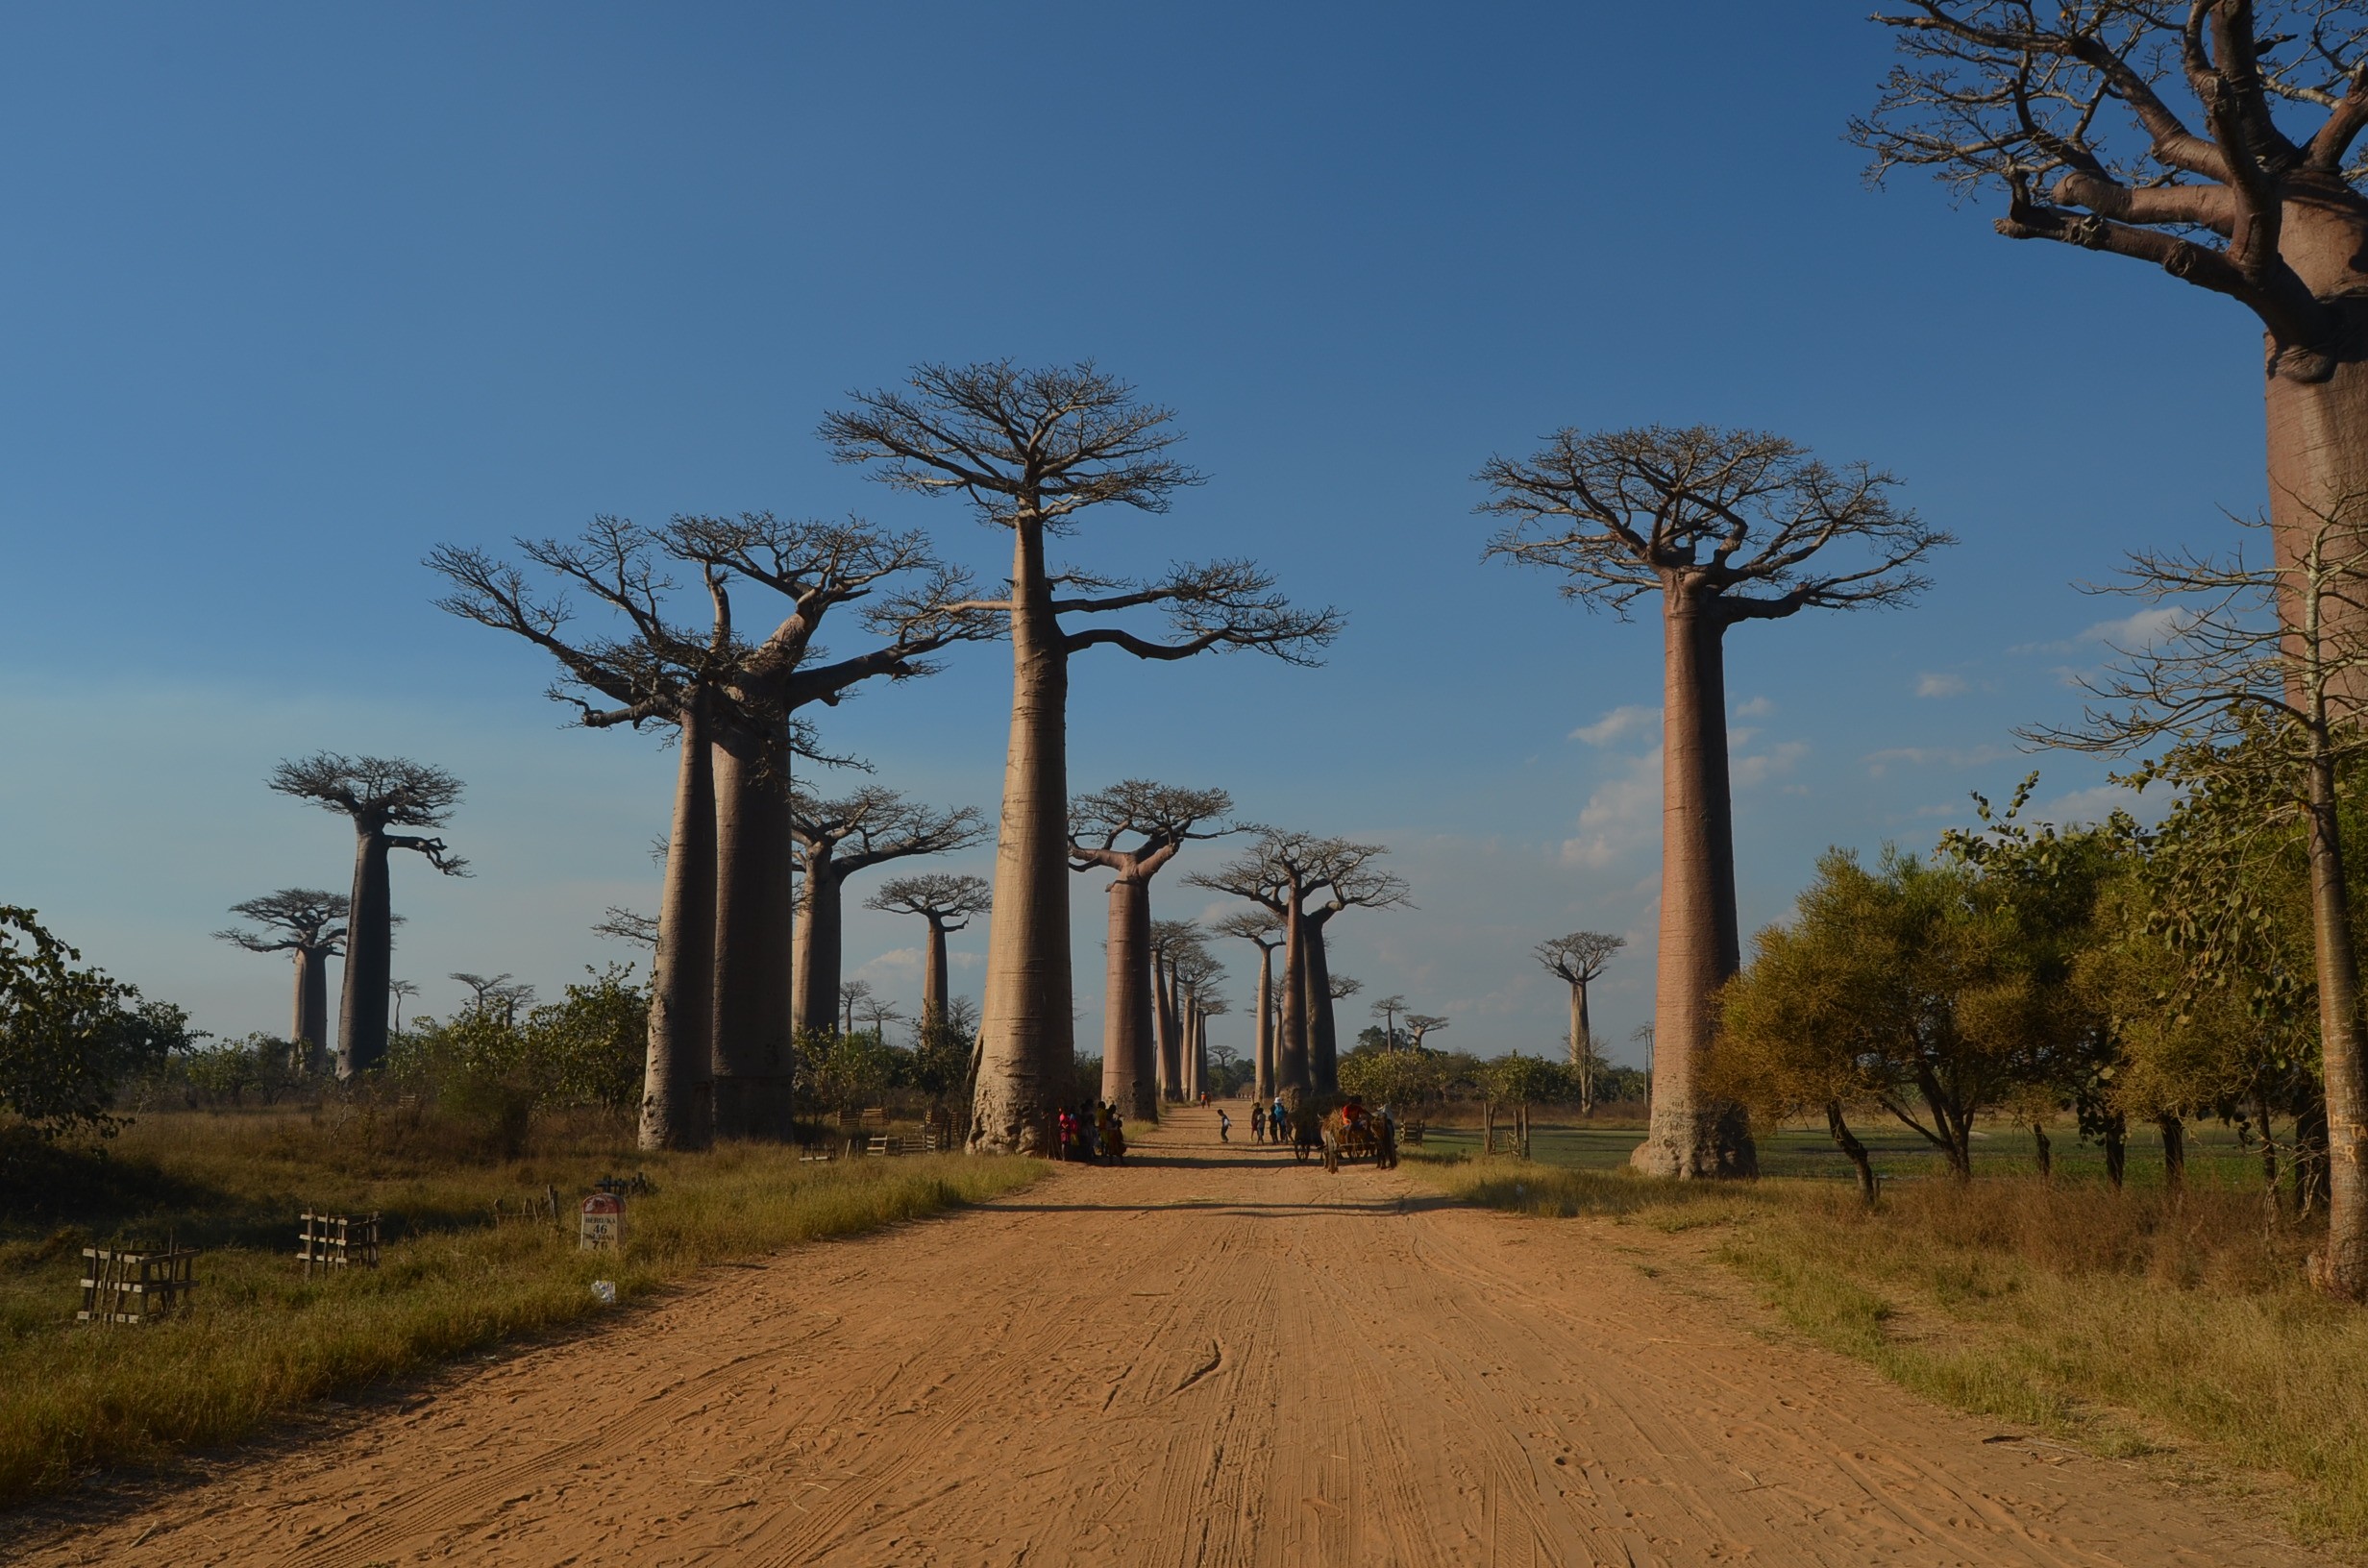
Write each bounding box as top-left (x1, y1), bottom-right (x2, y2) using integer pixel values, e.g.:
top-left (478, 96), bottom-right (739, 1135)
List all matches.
top-left (317, 356), bottom-right (1937, 1184)
top-left (211, 361), bottom-right (1950, 1203)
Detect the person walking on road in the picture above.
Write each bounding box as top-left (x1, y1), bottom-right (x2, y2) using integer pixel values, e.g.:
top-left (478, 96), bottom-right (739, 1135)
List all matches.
top-left (1250, 1103), bottom-right (1266, 1143)
top-left (1218, 1108), bottom-right (1232, 1142)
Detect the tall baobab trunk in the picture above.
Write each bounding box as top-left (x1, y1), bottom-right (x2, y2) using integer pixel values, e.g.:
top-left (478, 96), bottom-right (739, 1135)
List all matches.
top-left (2305, 750), bottom-right (2368, 1297)
top-left (1277, 906), bottom-right (1310, 1094)
top-left (923, 916), bottom-right (950, 1030)
top-left (711, 731), bottom-right (795, 1139)
top-left (1253, 943), bottom-right (1274, 1101)
top-left (1102, 876), bottom-right (1157, 1119)
top-left (1193, 1007), bottom-right (1208, 1099)
top-left (792, 860), bottom-right (849, 1042)
top-left (643, 696), bottom-right (717, 1151)
top-left (336, 830), bottom-right (395, 1079)
top-left (1632, 592), bottom-right (1757, 1179)
top-left (1567, 980), bottom-right (1593, 1112)
top-left (971, 523), bottom-right (1070, 1154)
top-left (2269, 309), bottom-right (2368, 693)
top-left (1301, 911), bottom-right (1340, 1093)
top-left (1154, 950), bottom-right (1180, 1100)
top-left (293, 945), bottom-right (331, 1068)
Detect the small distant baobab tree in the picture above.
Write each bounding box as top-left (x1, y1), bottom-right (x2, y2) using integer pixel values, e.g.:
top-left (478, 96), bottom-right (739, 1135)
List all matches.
top-left (389, 978), bottom-right (419, 1036)
top-left (1172, 943), bottom-right (1226, 1102)
top-left (866, 872), bottom-right (992, 1033)
top-left (824, 361), bottom-right (1340, 1153)
top-left (452, 971), bottom-right (535, 1025)
top-left (1858, 5), bottom-right (2368, 651)
top-left (1482, 426), bottom-right (1949, 1179)
top-left (268, 754), bottom-right (467, 1080)
top-left (1068, 780), bottom-right (1236, 1120)
top-left (1369, 993), bottom-right (1408, 1050)
top-left (790, 787), bottom-right (986, 1042)
top-left (1213, 908), bottom-right (1285, 1098)
top-left (1149, 919), bottom-right (1208, 1100)
top-left (1536, 931), bottom-right (1625, 1112)
top-left (215, 889), bottom-right (347, 1071)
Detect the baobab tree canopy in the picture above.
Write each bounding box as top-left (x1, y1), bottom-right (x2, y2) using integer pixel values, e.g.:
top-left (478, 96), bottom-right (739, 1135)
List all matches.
top-left (1858, 2), bottom-right (2368, 668)
top-left (824, 361), bottom-right (1339, 1156)
top-left (268, 754), bottom-right (466, 1080)
top-left (1858, 2), bottom-right (2368, 388)
top-left (1483, 427), bottom-right (1950, 1181)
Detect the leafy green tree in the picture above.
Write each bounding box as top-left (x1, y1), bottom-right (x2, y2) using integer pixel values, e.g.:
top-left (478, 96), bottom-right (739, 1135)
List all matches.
top-left (1716, 848), bottom-right (2034, 1181)
top-left (530, 964), bottom-right (650, 1114)
top-left (2029, 509), bottom-right (2368, 1295)
top-left (1338, 1045), bottom-right (1445, 1110)
top-left (0, 908), bottom-right (186, 1141)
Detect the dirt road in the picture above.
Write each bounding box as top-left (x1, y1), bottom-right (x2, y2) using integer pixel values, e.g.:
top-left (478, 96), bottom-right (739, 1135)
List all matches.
top-left (12, 1113), bottom-right (2313, 1567)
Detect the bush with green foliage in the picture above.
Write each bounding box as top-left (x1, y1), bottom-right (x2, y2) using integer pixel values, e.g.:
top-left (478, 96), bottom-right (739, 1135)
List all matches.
top-left (0, 906), bottom-right (189, 1142)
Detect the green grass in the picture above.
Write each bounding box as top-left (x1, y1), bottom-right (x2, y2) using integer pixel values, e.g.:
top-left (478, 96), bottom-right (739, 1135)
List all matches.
top-left (1414, 1152), bottom-right (2368, 1551)
top-left (0, 1109), bottom-right (1041, 1509)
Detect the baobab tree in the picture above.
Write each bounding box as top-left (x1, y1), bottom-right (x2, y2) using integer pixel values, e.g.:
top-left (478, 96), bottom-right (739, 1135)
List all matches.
top-left (432, 514), bottom-right (984, 1143)
top-left (1369, 993), bottom-right (1408, 1050)
top-left (1148, 919), bottom-right (1207, 1101)
top-left (1482, 427), bottom-right (1949, 1179)
top-left (1405, 1013), bottom-right (1449, 1051)
top-left (1193, 833), bottom-right (1322, 1095)
top-left (1214, 908), bottom-right (1285, 1098)
top-left (824, 361), bottom-right (1339, 1153)
top-left (452, 971), bottom-right (535, 1025)
top-left (215, 889), bottom-right (347, 1070)
top-left (389, 979), bottom-right (418, 1036)
top-left (790, 787), bottom-right (986, 1042)
top-left (866, 872), bottom-right (992, 1033)
top-left (1859, 4), bottom-right (2368, 652)
top-left (1068, 780), bottom-right (1236, 1120)
top-left (1296, 845), bottom-right (1409, 1092)
top-left (836, 978), bottom-right (876, 1040)
top-left (1192, 831), bottom-right (1408, 1096)
top-left (1537, 930), bottom-right (1626, 1112)
top-left (1172, 943), bottom-right (1227, 1102)
top-left (268, 755), bottom-right (466, 1080)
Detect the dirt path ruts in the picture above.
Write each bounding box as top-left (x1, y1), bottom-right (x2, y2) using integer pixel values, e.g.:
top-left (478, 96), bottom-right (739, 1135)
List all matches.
top-left (8, 1114), bottom-right (2317, 1566)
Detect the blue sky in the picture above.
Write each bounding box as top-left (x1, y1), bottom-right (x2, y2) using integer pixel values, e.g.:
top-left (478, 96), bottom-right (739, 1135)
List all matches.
top-left (0, 4), bottom-right (2257, 1064)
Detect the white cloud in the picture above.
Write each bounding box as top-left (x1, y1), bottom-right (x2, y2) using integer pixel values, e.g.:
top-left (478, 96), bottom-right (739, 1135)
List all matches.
top-left (2011, 606), bottom-right (2191, 657)
top-left (1863, 744), bottom-right (2014, 778)
top-left (2080, 606), bottom-right (2188, 651)
top-left (1733, 696), bottom-right (1775, 718)
top-left (1568, 704), bottom-right (1659, 747)
top-left (1560, 747), bottom-right (1662, 868)
top-left (1733, 740), bottom-right (1808, 789)
top-left (1915, 673), bottom-right (1969, 698)
top-left (2039, 782), bottom-right (2173, 826)
top-left (853, 946), bottom-right (923, 984)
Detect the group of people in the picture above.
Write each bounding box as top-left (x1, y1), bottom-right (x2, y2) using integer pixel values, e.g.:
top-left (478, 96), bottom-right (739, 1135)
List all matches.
top-left (1249, 1097), bottom-right (1294, 1144)
top-left (1053, 1103), bottom-right (1128, 1164)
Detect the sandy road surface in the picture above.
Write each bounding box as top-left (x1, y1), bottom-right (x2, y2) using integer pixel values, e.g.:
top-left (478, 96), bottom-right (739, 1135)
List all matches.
top-left (11, 1113), bottom-right (2314, 1567)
